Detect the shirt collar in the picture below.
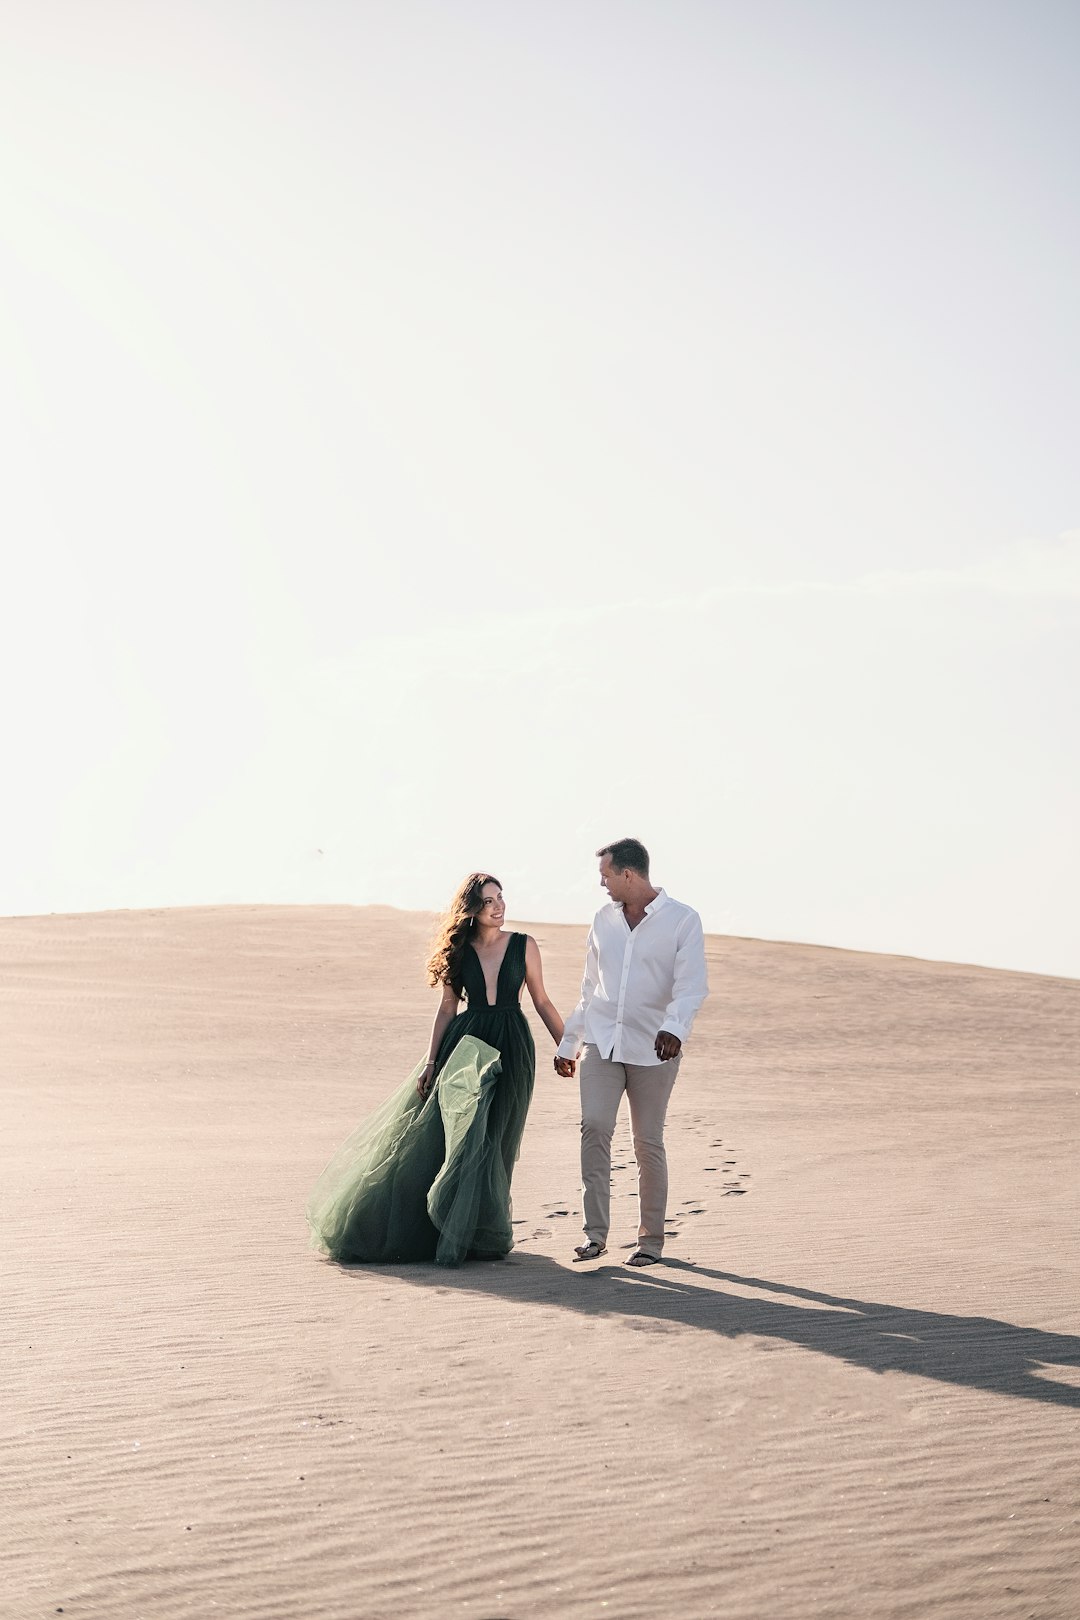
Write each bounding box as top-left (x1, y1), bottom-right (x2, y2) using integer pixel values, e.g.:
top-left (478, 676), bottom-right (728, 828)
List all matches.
top-left (614, 888), bottom-right (668, 914)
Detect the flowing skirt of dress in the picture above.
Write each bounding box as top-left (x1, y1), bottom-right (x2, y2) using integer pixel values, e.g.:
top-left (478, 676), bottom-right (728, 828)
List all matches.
top-left (306, 1005), bottom-right (536, 1267)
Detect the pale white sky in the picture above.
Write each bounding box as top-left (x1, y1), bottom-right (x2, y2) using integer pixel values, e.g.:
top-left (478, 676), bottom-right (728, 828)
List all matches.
top-left (1, 1), bottom-right (1077, 977)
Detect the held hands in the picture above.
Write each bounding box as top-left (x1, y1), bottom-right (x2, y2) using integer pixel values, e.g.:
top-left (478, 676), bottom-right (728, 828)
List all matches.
top-left (555, 1039), bottom-right (678, 1071)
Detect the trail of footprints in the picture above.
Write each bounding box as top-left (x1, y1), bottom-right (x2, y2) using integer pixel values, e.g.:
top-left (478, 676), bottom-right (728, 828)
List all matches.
top-left (514, 1201), bottom-right (576, 1241)
top-left (667, 1136), bottom-right (750, 1242)
top-left (514, 1137), bottom-right (749, 1247)
top-left (705, 1134), bottom-right (751, 1195)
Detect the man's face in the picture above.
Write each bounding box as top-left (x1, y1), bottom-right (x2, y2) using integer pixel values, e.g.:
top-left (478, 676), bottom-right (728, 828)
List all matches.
top-left (599, 856), bottom-right (632, 904)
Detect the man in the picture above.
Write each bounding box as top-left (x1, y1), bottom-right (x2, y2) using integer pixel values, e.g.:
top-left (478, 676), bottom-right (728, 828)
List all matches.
top-left (555, 838), bottom-right (709, 1267)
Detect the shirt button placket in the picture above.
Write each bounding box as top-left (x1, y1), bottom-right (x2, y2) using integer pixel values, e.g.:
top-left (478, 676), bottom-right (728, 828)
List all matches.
top-left (616, 935), bottom-right (633, 1061)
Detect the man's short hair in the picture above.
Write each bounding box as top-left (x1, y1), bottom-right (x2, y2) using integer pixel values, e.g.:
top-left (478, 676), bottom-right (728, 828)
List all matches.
top-left (596, 837), bottom-right (650, 878)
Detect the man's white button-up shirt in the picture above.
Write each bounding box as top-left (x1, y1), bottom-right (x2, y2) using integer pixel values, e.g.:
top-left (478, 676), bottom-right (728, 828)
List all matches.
top-left (556, 890), bottom-right (709, 1067)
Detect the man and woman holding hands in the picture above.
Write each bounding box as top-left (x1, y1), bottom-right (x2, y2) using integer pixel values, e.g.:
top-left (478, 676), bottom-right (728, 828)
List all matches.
top-left (307, 837), bottom-right (709, 1270)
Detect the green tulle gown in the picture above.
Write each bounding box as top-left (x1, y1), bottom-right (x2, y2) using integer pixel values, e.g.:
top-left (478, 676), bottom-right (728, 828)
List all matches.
top-left (307, 932), bottom-right (536, 1267)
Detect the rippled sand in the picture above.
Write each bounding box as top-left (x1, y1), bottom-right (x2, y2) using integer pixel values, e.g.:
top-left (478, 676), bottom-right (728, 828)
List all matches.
top-left (3, 905), bottom-right (1078, 1619)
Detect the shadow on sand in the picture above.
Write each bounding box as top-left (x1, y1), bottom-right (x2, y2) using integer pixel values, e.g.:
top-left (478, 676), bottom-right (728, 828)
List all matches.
top-left (338, 1252), bottom-right (1080, 1409)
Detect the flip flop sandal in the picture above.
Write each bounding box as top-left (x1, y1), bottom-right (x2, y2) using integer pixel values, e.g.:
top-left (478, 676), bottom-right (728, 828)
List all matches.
top-left (625, 1251), bottom-right (661, 1267)
top-left (572, 1242), bottom-right (607, 1262)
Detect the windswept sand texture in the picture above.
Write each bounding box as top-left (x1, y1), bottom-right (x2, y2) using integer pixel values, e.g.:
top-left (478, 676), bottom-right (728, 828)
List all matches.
top-left (3, 905), bottom-right (1079, 1620)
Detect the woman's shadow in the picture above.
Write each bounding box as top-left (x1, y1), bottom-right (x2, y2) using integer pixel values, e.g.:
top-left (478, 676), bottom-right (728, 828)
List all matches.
top-left (341, 1252), bottom-right (1080, 1409)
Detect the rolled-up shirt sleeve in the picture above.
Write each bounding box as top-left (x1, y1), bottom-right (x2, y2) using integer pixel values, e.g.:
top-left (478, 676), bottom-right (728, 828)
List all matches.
top-left (659, 912), bottom-right (708, 1043)
top-left (557, 926), bottom-right (599, 1059)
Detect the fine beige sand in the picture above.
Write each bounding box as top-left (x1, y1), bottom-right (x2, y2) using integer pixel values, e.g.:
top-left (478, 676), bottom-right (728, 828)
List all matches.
top-left (3, 905), bottom-right (1079, 1620)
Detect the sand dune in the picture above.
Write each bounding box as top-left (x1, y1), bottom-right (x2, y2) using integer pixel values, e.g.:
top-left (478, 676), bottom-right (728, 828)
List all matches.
top-left (2, 905), bottom-right (1079, 1619)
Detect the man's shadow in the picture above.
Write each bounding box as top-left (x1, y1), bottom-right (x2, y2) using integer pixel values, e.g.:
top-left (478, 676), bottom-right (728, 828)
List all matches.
top-left (340, 1253), bottom-right (1080, 1409)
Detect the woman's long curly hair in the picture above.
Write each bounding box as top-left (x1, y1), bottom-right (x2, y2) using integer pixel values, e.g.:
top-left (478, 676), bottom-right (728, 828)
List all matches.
top-left (426, 872), bottom-right (503, 997)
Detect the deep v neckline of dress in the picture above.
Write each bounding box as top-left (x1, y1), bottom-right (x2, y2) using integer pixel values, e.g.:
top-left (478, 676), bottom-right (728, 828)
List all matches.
top-left (470, 935), bottom-right (513, 1007)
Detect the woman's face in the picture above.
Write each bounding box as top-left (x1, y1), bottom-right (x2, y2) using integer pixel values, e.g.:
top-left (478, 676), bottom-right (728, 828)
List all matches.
top-left (476, 881), bottom-right (505, 927)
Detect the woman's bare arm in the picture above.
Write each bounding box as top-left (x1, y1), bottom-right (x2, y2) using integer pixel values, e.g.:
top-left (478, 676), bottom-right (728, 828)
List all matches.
top-left (524, 936), bottom-right (564, 1047)
top-left (418, 981), bottom-right (461, 1096)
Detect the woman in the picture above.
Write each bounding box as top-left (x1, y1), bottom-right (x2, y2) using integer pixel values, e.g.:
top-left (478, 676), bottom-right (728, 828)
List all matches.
top-left (307, 873), bottom-right (564, 1267)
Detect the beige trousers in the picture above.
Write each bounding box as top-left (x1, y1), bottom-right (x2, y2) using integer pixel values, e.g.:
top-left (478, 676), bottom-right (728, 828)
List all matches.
top-left (579, 1044), bottom-right (681, 1258)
